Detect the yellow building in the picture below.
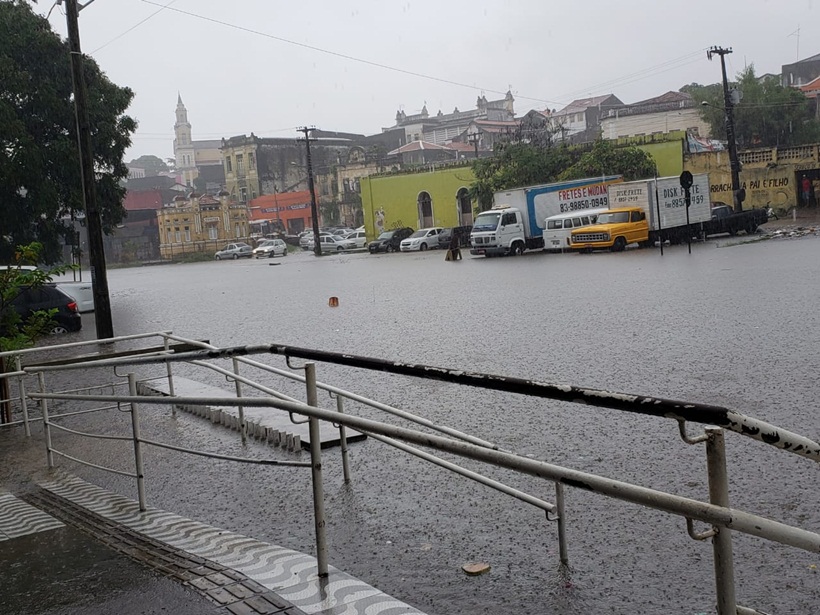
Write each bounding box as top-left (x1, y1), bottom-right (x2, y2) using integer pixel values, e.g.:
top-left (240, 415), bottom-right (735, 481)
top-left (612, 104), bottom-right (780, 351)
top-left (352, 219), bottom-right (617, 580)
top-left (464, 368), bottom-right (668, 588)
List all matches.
top-left (360, 164), bottom-right (476, 239)
top-left (684, 143), bottom-right (820, 211)
top-left (157, 192), bottom-right (251, 259)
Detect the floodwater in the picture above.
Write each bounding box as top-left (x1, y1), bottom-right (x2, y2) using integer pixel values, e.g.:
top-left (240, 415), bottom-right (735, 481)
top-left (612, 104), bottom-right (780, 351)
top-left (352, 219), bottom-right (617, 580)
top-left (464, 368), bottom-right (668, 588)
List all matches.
top-left (17, 237), bottom-right (820, 614)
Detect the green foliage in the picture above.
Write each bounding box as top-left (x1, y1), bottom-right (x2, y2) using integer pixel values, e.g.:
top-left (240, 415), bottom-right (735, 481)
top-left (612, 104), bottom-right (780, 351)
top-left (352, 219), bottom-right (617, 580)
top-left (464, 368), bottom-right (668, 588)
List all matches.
top-left (0, 0), bottom-right (137, 265)
top-left (682, 66), bottom-right (820, 148)
top-left (128, 154), bottom-right (169, 176)
top-left (468, 143), bottom-right (574, 211)
top-left (559, 140), bottom-right (656, 182)
top-left (0, 243), bottom-right (70, 353)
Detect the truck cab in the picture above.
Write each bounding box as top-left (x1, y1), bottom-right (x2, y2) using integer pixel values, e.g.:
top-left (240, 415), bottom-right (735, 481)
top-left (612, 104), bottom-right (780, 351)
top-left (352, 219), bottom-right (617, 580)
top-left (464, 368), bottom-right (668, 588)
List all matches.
top-left (469, 207), bottom-right (526, 256)
top-left (570, 207), bottom-right (650, 252)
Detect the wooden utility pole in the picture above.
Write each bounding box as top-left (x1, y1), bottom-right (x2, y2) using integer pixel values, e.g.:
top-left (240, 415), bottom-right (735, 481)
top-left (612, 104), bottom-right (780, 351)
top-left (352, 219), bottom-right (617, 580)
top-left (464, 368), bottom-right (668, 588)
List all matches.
top-left (297, 127), bottom-right (322, 256)
top-left (66, 0), bottom-right (114, 338)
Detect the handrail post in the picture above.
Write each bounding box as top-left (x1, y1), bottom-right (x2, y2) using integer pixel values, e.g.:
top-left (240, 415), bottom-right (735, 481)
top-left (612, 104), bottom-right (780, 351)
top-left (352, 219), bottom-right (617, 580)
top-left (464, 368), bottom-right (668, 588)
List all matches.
top-left (163, 336), bottom-right (176, 416)
top-left (16, 356), bottom-right (30, 437)
top-left (305, 363), bottom-right (328, 576)
top-left (38, 373), bottom-right (53, 468)
top-left (336, 395), bottom-right (351, 483)
top-left (128, 373), bottom-right (147, 511)
top-left (705, 427), bottom-right (736, 615)
top-left (555, 482), bottom-right (569, 568)
top-left (232, 358), bottom-right (246, 443)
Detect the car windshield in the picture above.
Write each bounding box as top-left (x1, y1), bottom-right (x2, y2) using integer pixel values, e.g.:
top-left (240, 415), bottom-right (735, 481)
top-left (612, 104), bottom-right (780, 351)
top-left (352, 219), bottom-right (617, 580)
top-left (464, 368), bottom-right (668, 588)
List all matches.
top-left (409, 230), bottom-right (427, 238)
top-left (472, 212), bottom-right (500, 231)
top-left (595, 212), bottom-right (630, 224)
top-left (377, 231), bottom-right (394, 240)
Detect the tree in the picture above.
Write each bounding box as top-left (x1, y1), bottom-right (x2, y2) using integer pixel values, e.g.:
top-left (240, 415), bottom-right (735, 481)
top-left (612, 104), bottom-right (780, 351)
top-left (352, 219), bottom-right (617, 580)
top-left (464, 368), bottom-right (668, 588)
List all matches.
top-left (128, 154), bottom-right (169, 176)
top-left (682, 66), bottom-right (820, 148)
top-left (0, 0), bottom-right (137, 265)
top-left (559, 139), bottom-right (656, 182)
top-left (469, 142), bottom-right (575, 211)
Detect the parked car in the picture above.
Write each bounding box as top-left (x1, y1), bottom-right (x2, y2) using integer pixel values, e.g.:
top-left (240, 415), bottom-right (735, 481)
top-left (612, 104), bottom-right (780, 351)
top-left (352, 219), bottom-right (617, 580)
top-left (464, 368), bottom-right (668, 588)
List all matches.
top-left (215, 243), bottom-right (253, 260)
top-left (400, 227), bottom-right (443, 251)
top-left (437, 225), bottom-right (473, 250)
top-left (5, 284), bottom-right (82, 335)
top-left (339, 230), bottom-right (368, 250)
top-left (307, 234), bottom-right (347, 253)
top-left (368, 227), bottom-right (414, 253)
top-left (252, 239), bottom-right (287, 258)
top-left (300, 232), bottom-right (332, 250)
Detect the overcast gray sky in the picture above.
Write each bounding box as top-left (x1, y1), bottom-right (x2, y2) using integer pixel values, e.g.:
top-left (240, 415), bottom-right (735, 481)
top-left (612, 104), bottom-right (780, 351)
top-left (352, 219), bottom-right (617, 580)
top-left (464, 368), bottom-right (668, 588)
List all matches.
top-left (38, 0), bottom-right (819, 161)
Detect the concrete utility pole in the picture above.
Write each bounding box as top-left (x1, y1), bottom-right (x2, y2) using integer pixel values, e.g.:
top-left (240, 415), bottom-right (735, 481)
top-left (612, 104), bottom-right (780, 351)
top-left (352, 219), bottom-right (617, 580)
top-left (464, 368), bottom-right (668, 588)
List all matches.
top-left (66, 0), bottom-right (114, 338)
top-left (708, 46), bottom-right (745, 213)
top-left (297, 127), bottom-right (322, 256)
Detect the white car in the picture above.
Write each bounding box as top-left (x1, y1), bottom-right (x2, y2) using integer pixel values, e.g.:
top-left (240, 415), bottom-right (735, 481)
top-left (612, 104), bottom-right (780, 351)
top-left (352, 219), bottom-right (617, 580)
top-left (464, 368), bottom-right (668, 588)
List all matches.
top-left (400, 227), bottom-right (443, 251)
top-left (307, 234), bottom-right (347, 253)
top-left (252, 239), bottom-right (287, 258)
top-left (339, 230), bottom-right (368, 250)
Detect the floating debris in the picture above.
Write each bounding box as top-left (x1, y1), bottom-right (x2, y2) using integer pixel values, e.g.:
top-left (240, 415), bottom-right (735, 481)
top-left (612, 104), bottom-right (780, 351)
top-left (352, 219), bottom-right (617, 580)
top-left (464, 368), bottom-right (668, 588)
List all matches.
top-left (462, 562), bottom-right (491, 576)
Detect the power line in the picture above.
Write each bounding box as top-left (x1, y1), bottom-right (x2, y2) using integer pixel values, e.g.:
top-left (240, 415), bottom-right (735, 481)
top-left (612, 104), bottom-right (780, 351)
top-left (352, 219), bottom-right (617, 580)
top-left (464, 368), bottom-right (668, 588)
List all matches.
top-left (89, 0), bottom-right (177, 54)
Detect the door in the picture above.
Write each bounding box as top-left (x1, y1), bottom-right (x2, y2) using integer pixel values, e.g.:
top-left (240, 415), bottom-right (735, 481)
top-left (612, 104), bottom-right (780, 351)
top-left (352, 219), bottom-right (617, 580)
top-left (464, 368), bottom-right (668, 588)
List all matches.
top-left (457, 188), bottom-right (473, 226)
top-left (499, 211), bottom-right (522, 246)
top-left (418, 192), bottom-right (434, 228)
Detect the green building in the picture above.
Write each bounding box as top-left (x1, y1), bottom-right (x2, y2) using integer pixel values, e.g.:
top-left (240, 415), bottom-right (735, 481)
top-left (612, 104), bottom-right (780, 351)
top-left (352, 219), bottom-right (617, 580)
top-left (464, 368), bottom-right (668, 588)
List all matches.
top-left (361, 165), bottom-right (476, 239)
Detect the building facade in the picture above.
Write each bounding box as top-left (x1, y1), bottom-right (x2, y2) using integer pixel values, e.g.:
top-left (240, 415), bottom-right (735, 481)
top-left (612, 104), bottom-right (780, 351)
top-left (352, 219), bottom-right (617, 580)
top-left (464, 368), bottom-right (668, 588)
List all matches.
top-left (156, 192), bottom-right (251, 259)
top-left (600, 92), bottom-right (710, 141)
top-left (360, 165), bottom-right (476, 239)
top-left (173, 95), bottom-right (225, 188)
top-left (548, 94), bottom-right (624, 143)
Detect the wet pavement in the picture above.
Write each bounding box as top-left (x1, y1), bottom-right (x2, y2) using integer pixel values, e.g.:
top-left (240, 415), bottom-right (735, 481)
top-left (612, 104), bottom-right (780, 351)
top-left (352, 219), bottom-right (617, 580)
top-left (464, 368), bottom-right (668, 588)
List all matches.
top-left (3, 226), bottom-right (820, 614)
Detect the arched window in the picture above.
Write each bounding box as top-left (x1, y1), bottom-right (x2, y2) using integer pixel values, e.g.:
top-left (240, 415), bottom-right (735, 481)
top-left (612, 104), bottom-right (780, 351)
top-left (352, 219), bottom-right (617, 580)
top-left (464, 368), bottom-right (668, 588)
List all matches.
top-left (418, 191), bottom-right (433, 228)
top-left (456, 188), bottom-right (473, 226)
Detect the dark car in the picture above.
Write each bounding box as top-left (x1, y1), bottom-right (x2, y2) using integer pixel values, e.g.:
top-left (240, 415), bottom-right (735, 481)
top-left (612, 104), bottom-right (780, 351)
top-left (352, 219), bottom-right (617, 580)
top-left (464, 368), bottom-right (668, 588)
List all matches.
top-left (368, 227), bottom-right (414, 253)
top-left (5, 284), bottom-right (82, 335)
top-left (438, 225), bottom-right (473, 250)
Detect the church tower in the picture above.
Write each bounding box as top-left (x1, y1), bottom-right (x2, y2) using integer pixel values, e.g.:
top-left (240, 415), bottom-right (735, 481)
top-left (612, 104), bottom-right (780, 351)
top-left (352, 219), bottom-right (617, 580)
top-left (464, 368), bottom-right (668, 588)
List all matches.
top-left (174, 94), bottom-right (197, 186)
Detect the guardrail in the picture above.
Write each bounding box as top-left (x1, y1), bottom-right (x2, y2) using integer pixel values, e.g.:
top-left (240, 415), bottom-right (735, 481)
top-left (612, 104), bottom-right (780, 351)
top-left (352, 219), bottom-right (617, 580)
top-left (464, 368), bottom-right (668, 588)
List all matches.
top-left (2, 332), bottom-right (818, 615)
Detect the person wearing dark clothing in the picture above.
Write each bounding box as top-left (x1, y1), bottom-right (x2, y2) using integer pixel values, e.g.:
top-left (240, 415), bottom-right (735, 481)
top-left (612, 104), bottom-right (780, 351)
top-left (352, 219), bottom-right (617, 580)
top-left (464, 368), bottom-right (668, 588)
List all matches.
top-left (447, 231), bottom-right (462, 261)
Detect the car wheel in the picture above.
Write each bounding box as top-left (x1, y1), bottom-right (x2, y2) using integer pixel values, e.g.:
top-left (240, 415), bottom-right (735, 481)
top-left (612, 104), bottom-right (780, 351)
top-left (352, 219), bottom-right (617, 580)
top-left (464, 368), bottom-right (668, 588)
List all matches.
top-left (386, 245), bottom-right (394, 253)
top-left (611, 237), bottom-right (627, 252)
top-left (49, 325), bottom-right (69, 335)
top-left (215, 255), bottom-right (222, 260)
top-left (512, 242), bottom-right (524, 256)
top-left (419, 243), bottom-right (428, 251)
top-left (232, 253), bottom-right (239, 260)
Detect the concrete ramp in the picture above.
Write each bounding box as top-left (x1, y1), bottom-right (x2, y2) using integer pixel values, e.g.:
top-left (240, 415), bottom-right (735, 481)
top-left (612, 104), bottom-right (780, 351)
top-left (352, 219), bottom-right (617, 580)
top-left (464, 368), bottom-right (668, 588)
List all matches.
top-left (137, 377), bottom-right (366, 451)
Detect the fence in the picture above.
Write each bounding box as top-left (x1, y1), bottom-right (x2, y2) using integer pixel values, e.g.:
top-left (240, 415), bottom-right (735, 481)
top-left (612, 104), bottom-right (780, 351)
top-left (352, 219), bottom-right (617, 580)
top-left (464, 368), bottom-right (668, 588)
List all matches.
top-left (1, 332), bottom-right (818, 614)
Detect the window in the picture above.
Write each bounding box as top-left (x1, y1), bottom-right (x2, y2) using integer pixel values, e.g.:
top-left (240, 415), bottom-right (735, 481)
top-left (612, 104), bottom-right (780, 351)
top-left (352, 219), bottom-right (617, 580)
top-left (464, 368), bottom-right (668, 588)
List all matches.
top-left (184, 226), bottom-right (191, 241)
top-left (235, 223), bottom-right (240, 238)
top-left (502, 212), bottom-right (517, 225)
top-left (631, 211), bottom-right (646, 222)
top-left (208, 226), bottom-right (218, 240)
top-left (226, 157), bottom-right (232, 172)
top-left (572, 218), bottom-right (582, 227)
top-left (167, 231), bottom-right (173, 243)
top-left (239, 187), bottom-right (247, 203)
top-left (236, 154), bottom-right (244, 175)
top-left (547, 220), bottom-right (562, 229)
top-left (248, 152), bottom-right (255, 169)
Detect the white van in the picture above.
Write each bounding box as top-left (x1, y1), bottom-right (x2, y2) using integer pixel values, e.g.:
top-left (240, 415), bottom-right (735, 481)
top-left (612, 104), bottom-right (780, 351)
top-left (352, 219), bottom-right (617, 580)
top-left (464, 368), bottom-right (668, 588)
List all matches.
top-left (543, 208), bottom-right (610, 252)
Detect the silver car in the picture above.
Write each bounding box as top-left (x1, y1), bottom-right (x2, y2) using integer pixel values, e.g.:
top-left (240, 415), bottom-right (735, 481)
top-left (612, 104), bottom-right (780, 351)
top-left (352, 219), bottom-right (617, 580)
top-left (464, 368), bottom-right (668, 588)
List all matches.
top-left (214, 242), bottom-right (252, 260)
top-left (252, 239), bottom-right (288, 258)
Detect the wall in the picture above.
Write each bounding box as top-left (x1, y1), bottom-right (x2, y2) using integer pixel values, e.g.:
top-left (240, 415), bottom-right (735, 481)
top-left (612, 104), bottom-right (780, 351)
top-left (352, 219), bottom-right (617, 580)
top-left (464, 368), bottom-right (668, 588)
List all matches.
top-left (361, 165), bottom-right (475, 239)
top-left (684, 144), bottom-right (820, 209)
top-left (602, 108), bottom-right (709, 142)
top-left (611, 132), bottom-right (686, 177)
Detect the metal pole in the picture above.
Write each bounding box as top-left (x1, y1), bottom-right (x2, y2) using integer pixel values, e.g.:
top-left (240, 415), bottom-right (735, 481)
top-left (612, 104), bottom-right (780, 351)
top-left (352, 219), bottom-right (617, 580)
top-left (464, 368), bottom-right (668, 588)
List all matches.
top-left (705, 426), bottom-right (737, 615)
top-left (38, 373), bottom-right (54, 468)
top-left (16, 356), bottom-right (30, 437)
top-left (127, 373), bottom-right (147, 511)
top-left (654, 173), bottom-right (664, 256)
top-left (336, 395), bottom-right (351, 483)
top-left (709, 47), bottom-right (744, 212)
top-left (232, 357), bottom-right (246, 443)
top-left (163, 336), bottom-right (175, 416)
top-left (555, 482), bottom-right (569, 568)
top-left (305, 363), bottom-right (328, 576)
top-left (65, 0), bottom-right (114, 338)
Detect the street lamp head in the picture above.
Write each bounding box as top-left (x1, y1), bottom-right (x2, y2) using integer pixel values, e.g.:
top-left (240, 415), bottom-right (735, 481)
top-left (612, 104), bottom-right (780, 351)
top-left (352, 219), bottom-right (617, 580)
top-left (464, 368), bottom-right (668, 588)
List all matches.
top-left (701, 101), bottom-right (709, 107)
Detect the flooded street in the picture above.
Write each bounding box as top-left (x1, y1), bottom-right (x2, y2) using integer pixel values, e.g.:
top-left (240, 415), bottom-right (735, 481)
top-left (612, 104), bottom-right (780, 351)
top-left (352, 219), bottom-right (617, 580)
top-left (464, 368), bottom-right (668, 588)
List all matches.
top-left (36, 238), bottom-right (820, 613)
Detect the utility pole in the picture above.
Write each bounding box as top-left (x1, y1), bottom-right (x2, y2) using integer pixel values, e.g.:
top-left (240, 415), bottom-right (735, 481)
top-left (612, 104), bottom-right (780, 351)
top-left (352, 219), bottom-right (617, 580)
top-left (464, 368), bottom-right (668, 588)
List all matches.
top-left (708, 46), bottom-right (744, 212)
top-left (297, 127), bottom-right (322, 256)
top-left (66, 0), bottom-right (114, 338)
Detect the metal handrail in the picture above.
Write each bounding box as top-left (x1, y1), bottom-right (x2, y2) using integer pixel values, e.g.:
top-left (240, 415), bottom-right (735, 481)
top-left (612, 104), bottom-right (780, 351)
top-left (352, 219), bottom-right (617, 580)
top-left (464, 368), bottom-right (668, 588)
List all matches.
top-left (28, 389), bottom-right (820, 555)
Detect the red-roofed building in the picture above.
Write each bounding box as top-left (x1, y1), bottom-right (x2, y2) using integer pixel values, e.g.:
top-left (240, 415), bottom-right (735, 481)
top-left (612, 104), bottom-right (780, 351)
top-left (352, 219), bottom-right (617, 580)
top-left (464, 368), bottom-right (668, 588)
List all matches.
top-left (249, 191), bottom-right (314, 235)
top-left (123, 190), bottom-right (163, 211)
